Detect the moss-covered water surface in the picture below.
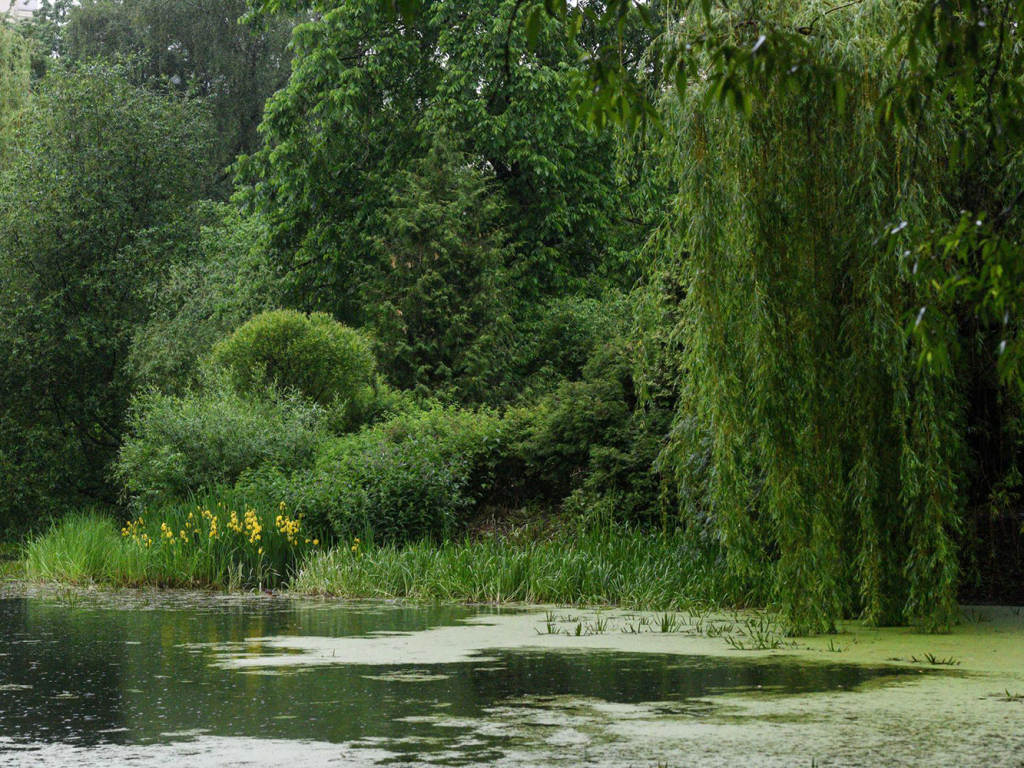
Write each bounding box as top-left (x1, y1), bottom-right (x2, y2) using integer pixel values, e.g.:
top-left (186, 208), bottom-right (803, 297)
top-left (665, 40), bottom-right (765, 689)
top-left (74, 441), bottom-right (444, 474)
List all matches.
top-left (0, 592), bottom-right (1021, 766)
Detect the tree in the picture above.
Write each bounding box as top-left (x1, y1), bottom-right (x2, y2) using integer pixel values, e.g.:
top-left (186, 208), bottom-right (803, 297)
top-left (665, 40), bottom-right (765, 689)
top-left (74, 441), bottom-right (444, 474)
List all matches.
top-left (237, 0), bottom-right (640, 400)
top-left (236, 0), bottom-right (439, 321)
top-left (631, 0), bottom-right (1024, 632)
top-left (128, 203), bottom-right (283, 393)
top-left (54, 0), bottom-right (295, 188)
top-left (0, 62), bottom-right (214, 527)
top-left (369, 140), bottom-right (515, 400)
top-left (0, 19), bottom-right (29, 152)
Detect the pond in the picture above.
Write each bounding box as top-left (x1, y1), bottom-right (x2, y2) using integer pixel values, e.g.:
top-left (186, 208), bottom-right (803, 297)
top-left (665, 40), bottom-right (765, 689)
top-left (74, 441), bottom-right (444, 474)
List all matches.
top-left (0, 591), bottom-right (1021, 766)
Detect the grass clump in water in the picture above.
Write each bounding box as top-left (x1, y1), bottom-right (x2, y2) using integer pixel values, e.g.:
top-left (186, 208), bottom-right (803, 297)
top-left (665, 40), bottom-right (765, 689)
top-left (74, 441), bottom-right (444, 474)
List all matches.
top-left (292, 524), bottom-right (757, 610)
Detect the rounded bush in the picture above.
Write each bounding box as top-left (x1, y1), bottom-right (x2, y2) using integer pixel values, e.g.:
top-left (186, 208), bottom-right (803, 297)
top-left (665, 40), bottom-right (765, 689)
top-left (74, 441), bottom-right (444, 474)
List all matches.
top-left (211, 310), bottom-right (375, 407)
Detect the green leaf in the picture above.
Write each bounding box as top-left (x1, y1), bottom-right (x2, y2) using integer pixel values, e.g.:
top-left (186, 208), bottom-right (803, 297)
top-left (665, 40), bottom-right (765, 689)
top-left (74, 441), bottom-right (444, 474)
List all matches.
top-left (525, 6), bottom-right (543, 49)
top-left (543, 0), bottom-right (566, 17)
top-left (834, 80), bottom-right (846, 116)
top-left (674, 66), bottom-right (687, 102)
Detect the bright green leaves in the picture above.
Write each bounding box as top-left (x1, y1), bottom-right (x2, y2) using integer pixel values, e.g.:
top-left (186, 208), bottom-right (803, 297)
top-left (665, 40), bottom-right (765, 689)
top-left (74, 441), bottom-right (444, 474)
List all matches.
top-left (211, 310), bottom-right (376, 408)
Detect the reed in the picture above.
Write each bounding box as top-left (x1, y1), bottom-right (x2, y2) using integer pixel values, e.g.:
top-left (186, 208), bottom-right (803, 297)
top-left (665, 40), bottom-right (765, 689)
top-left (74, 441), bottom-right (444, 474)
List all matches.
top-left (292, 524), bottom-right (759, 610)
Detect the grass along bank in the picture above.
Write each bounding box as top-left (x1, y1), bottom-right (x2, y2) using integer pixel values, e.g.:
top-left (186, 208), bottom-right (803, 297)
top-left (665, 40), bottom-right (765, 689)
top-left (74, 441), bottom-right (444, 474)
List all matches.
top-left (293, 526), bottom-right (761, 610)
top-left (0, 542), bottom-right (22, 582)
top-left (21, 511), bottom-right (757, 611)
top-left (23, 491), bottom-right (322, 589)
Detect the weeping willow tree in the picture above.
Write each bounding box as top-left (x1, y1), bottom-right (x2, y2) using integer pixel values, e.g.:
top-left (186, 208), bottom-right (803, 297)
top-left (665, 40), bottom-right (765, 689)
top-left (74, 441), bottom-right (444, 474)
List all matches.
top-left (639, 0), bottom-right (995, 633)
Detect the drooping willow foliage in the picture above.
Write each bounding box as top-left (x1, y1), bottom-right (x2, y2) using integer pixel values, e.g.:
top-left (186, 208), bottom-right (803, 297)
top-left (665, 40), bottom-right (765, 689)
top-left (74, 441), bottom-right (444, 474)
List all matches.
top-left (641, 0), bottom-right (1006, 632)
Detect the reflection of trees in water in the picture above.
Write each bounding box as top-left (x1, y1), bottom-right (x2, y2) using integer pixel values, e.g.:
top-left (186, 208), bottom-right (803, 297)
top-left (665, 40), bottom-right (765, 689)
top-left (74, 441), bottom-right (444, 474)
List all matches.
top-left (0, 599), bottom-right (914, 761)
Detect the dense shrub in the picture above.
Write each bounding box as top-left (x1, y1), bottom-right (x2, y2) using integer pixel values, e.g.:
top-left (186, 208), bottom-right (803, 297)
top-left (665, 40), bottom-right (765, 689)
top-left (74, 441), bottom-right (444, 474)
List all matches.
top-left (322, 435), bottom-right (472, 542)
top-left (237, 404), bottom-right (504, 541)
top-left (523, 293), bottom-right (630, 384)
top-left (116, 381), bottom-right (325, 507)
top-left (513, 340), bottom-right (672, 524)
top-left (211, 310), bottom-right (375, 408)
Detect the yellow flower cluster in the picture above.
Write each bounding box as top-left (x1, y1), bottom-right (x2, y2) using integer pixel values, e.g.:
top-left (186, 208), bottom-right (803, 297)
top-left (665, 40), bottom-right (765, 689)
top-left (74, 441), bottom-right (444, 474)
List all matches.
top-left (121, 517), bottom-right (152, 547)
top-left (244, 508), bottom-right (262, 544)
top-left (275, 509), bottom-right (301, 545)
top-left (120, 501), bottom-right (320, 557)
top-left (193, 507), bottom-right (220, 539)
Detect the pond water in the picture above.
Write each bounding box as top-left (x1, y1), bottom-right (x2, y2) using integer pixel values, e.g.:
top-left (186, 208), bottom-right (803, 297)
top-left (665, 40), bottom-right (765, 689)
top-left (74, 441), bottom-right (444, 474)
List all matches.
top-left (0, 592), bottom-right (1021, 767)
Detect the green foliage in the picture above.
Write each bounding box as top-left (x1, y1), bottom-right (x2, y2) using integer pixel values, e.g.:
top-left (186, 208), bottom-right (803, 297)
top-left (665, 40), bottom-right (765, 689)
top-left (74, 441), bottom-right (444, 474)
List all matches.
top-left (0, 422), bottom-right (74, 538)
top-left (0, 21), bottom-right (29, 150)
top-left (236, 0), bottom-right (439, 319)
top-left (10, 0), bottom-right (1024, 625)
top-left (55, 0), bottom-right (295, 184)
top-left (644, 2), bottom-right (968, 632)
top-left (515, 292), bottom-right (631, 392)
top-left (237, 0), bottom-right (639, 400)
top-left (211, 309), bottom-right (376, 409)
top-left (369, 140), bottom-right (515, 401)
top-left (318, 435), bottom-right (471, 543)
top-left (293, 523), bottom-right (746, 608)
top-left (422, 0), bottom-right (627, 293)
top-left (512, 334), bottom-right (673, 525)
top-left (115, 381), bottom-right (325, 508)
top-left (24, 494), bottom-right (319, 588)
top-left (128, 203), bottom-right (283, 393)
top-left (239, 404), bottom-right (504, 541)
top-left (0, 61), bottom-right (214, 524)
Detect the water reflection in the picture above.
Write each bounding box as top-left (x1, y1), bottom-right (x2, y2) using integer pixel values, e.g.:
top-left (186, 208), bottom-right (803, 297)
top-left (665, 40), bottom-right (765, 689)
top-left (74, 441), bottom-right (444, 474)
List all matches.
top-left (0, 596), bottom-right (918, 765)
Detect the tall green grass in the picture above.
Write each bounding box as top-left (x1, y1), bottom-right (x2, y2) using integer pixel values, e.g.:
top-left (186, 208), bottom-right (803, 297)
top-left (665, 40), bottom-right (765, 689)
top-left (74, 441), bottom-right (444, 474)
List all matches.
top-left (24, 513), bottom-right (153, 586)
top-left (293, 526), bottom-right (761, 610)
top-left (24, 489), bottom-right (324, 589)
top-left (26, 511), bottom-right (760, 611)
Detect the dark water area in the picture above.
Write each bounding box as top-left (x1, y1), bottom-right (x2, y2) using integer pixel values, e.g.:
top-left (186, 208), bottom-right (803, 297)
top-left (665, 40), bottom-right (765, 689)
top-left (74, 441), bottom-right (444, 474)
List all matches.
top-left (0, 595), bottom-right (922, 765)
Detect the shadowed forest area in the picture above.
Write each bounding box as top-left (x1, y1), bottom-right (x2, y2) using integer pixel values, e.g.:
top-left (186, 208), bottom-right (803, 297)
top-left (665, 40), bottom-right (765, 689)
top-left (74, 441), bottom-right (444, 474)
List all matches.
top-left (2, 0), bottom-right (1023, 635)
